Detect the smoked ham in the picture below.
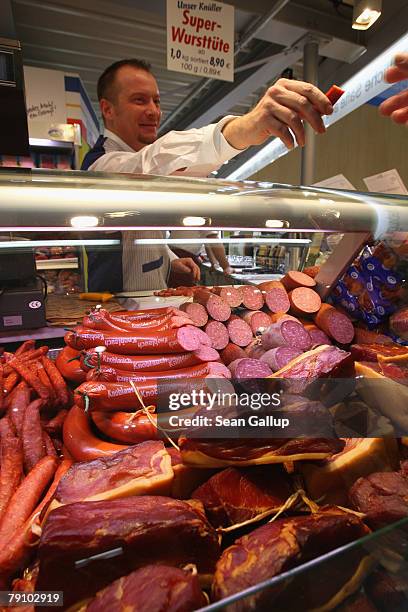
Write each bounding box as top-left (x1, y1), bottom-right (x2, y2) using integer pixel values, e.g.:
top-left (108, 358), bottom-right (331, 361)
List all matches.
top-left (52, 441), bottom-right (173, 506)
top-left (82, 565), bottom-right (206, 612)
top-left (300, 438), bottom-right (399, 505)
top-left (192, 466), bottom-right (292, 528)
top-left (178, 437), bottom-right (344, 467)
top-left (37, 496), bottom-right (220, 608)
top-left (213, 509), bottom-right (371, 610)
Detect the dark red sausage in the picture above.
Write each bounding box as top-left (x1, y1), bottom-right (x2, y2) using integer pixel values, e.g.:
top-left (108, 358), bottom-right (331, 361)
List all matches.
top-left (228, 358), bottom-right (272, 378)
top-left (22, 399), bottom-right (46, 472)
top-left (74, 381), bottom-right (159, 412)
top-left (84, 310), bottom-right (193, 333)
top-left (5, 381), bottom-right (30, 435)
top-left (112, 307), bottom-right (180, 320)
top-left (261, 319), bottom-right (312, 351)
top-left (260, 347), bottom-right (303, 372)
top-left (41, 356), bottom-right (70, 407)
top-left (193, 289), bottom-right (231, 322)
top-left (65, 325), bottom-right (210, 355)
top-left (204, 321), bottom-right (229, 350)
top-left (8, 359), bottom-right (49, 402)
top-left (0, 417), bottom-right (23, 523)
top-left (55, 346), bottom-right (87, 384)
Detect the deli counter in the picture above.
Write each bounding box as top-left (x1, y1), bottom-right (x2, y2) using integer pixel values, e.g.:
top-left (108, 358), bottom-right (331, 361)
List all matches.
top-left (0, 167), bottom-right (408, 611)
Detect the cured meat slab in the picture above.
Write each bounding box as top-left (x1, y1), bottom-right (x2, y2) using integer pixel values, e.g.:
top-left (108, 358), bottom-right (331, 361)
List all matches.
top-left (37, 496), bottom-right (220, 608)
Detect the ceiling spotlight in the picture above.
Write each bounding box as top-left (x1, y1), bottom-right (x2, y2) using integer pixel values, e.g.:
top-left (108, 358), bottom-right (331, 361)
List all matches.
top-left (70, 215), bottom-right (99, 228)
top-left (352, 0), bottom-right (382, 30)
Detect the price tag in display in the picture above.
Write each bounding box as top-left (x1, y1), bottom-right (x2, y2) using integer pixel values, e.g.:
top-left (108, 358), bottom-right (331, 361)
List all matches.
top-left (166, 0), bottom-right (234, 82)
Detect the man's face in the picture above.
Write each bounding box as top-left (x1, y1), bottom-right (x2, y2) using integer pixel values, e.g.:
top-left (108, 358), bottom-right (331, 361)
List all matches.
top-left (101, 66), bottom-right (161, 151)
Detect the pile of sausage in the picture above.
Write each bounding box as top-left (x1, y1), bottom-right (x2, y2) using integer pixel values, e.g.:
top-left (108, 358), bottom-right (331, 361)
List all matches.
top-left (0, 340), bottom-right (73, 588)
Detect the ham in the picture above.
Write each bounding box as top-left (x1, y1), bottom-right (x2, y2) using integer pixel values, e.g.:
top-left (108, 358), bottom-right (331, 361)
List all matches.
top-left (53, 441), bottom-right (173, 506)
top-left (179, 437), bottom-right (344, 467)
top-left (37, 496), bottom-right (220, 608)
top-left (192, 466), bottom-right (292, 528)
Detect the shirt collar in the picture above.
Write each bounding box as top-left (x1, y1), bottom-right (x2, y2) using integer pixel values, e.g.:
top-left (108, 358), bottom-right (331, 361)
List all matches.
top-left (103, 128), bottom-right (136, 153)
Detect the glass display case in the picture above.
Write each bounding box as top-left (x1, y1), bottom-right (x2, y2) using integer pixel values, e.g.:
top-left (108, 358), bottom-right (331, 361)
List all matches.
top-left (1, 167), bottom-right (408, 611)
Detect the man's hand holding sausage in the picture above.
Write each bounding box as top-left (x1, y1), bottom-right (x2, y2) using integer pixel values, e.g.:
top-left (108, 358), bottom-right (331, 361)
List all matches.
top-left (222, 78), bottom-right (334, 150)
top-left (380, 53), bottom-right (408, 126)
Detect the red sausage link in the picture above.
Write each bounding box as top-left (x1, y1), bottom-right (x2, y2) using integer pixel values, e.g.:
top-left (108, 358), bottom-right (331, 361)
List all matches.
top-left (91, 410), bottom-right (158, 444)
top-left (44, 409), bottom-right (69, 436)
top-left (80, 347), bottom-right (220, 372)
top-left (74, 381), bottom-right (158, 412)
top-left (22, 399), bottom-right (46, 472)
top-left (5, 382), bottom-right (30, 436)
top-left (0, 455), bottom-right (57, 545)
top-left (65, 325), bottom-right (208, 355)
top-left (63, 405), bottom-right (130, 461)
top-left (41, 356), bottom-right (70, 407)
top-left (0, 417), bottom-right (23, 523)
top-left (8, 359), bottom-right (49, 402)
top-left (55, 346), bottom-right (87, 384)
top-left (87, 361), bottom-right (231, 383)
top-left (14, 340), bottom-right (35, 357)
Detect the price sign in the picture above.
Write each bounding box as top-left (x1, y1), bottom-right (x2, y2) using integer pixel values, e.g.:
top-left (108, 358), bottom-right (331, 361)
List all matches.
top-left (166, 0), bottom-right (234, 82)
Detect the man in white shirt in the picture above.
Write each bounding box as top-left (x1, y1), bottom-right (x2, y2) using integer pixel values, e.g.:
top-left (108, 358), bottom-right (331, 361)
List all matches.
top-left (82, 58), bottom-right (333, 291)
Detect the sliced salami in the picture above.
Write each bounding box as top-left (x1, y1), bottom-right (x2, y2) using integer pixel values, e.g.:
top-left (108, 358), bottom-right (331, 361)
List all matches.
top-left (289, 287), bottom-right (321, 316)
top-left (309, 328), bottom-right (332, 347)
top-left (264, 287), bottom-right (290, 314)
top-left (193, 289), bottom-right (231, 322)
top-left (193, 346), bottom-right (221, 362)
top-left (261, 319), bottom-right (312, 351)
top-left (226, 316), bottom-right (253, 347)
top-left (242, 310), bottom-right (272, 334)
top-left (281, 270), bottom-right (316, 291)
top-left (220, 343), bottom-right (247, 366)
top-left (228, 358), bottom-right (272, 379)
top-left (314, 303), bottom-right (355, 345)
top-left (179, 302), bottom-right (208, 327)
top-left (212, 286), bottom-right (243, 308)
top-left (260, 347), bottom-right (302, 372)
top-left (240, 286), bottom-right (264, 310)
top-left (204, 321), bottom-right (229, 350)
top-left (190, 326), bottom-right (213, 347)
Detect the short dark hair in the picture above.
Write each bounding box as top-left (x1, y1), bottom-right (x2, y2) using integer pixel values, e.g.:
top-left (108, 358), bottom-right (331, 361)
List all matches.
top-left (97, 59), bottom-right (152, 101)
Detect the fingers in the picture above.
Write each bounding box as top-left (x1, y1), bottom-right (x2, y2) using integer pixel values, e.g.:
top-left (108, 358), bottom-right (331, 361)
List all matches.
top-left (385, 65), bottom-right (408, 84)
top-left (281, 79), bottom-right (334, 116)
top-left (389, 106), bottom-right (408, 125)
top-left (379, 89), bottom-right (408, 116)
top-left (181, 258), bottom-right (201, 281)
top-left (269, 103), bottom-right (305, 147)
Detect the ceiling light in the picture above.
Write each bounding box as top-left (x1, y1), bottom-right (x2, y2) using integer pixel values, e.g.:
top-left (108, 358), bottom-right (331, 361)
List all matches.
top-left (352, 0), bottom-right (382, 30)
top-left (182, 216), bottom-right (206, 226)
top-left (70, 215), bottom-right (99, 228)
top-left (265, 220), bottom-right (285, 228)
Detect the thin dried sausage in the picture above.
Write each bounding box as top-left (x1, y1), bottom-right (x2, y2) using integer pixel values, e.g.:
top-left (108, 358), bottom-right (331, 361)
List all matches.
top-left (22, 399), bottom-right (45, 472)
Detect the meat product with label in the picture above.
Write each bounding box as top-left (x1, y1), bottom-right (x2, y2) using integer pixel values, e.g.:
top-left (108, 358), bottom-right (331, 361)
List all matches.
top-left (86, 361), bottom-right (231, 383)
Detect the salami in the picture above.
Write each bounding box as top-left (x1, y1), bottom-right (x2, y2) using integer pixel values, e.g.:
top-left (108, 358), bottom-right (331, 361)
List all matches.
top-left (193, 289), bottom-right (231, 322)
top-left (261, 319), bottom-right (312, 351)
top-left (314, 303), bottom-right (355, 345)
top-left (179, 303), bottom-right (208, 327)
top-left (81, 347), bottom-right (220, 372)
top-left (258, 281), bottom-right (290, 314)
top-left (260, 347), bottom-right (303, 372)
top-left (242, 310), bottom-right (272, 334)
top-left (220, 343), bottom-right (247, 366)
top-left (226, 316), bottom-right (253, 347)
top-left (65, 325), bottom-right (211, 355)
top-left (204, 321), bottom-right (229, 350)
top-left (212, 286), bottom-right (243, 308)
top-left (281, 270), bottom-right (316, 291)
top-left (289, 287), bottom-right (322, 316)
top-left (304, 325), bottom-right (332, 347)
top-left (241, 286), bottom-right (264, 310)
top-left (228, 358), bottom-right (272, 379)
